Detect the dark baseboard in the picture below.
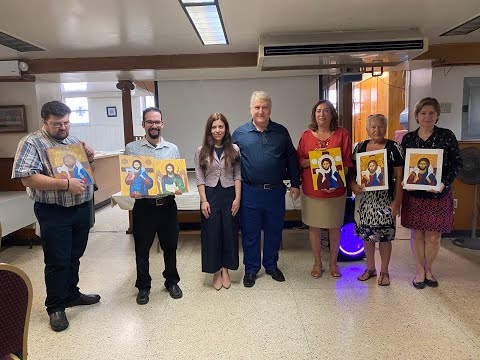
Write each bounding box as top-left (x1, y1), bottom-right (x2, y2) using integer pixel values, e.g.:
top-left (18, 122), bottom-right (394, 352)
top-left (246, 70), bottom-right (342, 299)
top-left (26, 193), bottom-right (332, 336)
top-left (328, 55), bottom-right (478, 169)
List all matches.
top-left (94, 199), bottom-right (111, 210)
top-left (446, 230), bottom-right (477, 237)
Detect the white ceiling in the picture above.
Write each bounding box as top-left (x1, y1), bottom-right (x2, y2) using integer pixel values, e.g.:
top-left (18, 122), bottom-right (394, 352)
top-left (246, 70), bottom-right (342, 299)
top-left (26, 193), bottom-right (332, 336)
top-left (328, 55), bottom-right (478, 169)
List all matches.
top-left (1, 0), bottom-right (479, 81)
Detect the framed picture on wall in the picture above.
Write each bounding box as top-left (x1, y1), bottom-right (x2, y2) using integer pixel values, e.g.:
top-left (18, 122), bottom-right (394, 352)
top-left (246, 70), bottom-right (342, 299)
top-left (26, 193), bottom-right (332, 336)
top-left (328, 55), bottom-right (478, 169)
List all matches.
top-left (0, 105), bottom-right (27, 133)
top-left (106, 106), bottom-right (117, 117)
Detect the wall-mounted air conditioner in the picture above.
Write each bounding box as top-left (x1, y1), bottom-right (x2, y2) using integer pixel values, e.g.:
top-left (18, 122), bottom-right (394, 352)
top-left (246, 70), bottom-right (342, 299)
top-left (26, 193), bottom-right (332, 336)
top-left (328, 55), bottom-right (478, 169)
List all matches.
top-left (0, 60), bottom-right (20, 77)
top-left (258, 29), bottom-right (428, 72)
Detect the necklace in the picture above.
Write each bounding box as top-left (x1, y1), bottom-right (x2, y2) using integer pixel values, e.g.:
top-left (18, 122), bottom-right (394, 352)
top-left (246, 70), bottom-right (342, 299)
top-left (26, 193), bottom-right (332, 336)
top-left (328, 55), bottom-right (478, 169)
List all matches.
top-left (315, 130), bottom-right (331, 150)
top-left (317, 137), bottom-right (330, 149)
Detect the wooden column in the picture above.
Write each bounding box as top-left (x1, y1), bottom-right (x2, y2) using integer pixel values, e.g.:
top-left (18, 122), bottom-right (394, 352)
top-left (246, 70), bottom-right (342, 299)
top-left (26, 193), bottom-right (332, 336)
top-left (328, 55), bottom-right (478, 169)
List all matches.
top-left (116, 80), bottom-right (135, 145)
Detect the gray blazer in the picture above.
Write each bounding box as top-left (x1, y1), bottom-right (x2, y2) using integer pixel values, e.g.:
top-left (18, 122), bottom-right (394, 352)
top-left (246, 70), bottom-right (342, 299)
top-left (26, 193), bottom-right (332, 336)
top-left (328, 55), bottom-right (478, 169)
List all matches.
top-left (194, 144), bottom-right (241, 188)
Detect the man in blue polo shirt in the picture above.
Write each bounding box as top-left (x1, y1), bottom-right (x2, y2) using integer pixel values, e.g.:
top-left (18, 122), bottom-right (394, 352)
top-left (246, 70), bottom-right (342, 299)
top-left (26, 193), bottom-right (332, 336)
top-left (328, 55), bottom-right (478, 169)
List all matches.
top-left (232, 91), bottom-right (301, 287)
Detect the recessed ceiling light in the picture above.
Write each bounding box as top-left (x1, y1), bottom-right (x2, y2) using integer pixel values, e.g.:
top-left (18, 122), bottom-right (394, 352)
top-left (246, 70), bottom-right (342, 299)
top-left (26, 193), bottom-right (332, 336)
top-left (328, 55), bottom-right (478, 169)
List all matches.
top-left (179, 0), bottom-right (228, 45)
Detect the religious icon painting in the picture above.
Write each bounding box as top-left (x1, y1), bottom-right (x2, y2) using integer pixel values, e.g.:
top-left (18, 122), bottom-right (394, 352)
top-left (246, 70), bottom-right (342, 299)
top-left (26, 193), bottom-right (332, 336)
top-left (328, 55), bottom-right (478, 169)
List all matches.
top-left (47, 143), bottom-right (94, 184)
top-left (309, 147), bottom-right (346, 191)
top-left (403, 148), bottom-right (443, 192)
top-left (119, 155), bottom-right (156, 197)
top-left (154, 159), bottom-right (189, 195)
top-left (355, 149), bottom-right (388, 192)
top-left (119, 156), bottom-right (189, 197)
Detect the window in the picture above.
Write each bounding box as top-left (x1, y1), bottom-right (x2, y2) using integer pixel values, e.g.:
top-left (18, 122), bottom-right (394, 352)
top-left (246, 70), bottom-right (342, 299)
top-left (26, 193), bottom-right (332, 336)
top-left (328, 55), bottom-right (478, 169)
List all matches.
top-left (463, 78), bottom-right (480, 140)
top-left (145, 95), bottom-right (155, 108)
top-left (64, 97), bottom-right (89, 124)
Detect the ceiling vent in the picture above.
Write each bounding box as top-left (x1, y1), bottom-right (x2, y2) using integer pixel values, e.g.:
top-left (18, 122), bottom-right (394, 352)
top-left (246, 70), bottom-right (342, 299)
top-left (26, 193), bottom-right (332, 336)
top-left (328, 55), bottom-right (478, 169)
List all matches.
top-left (0, 31), bottom-right (45, 52)
top-left (258, 29), bottom-right (427, 71)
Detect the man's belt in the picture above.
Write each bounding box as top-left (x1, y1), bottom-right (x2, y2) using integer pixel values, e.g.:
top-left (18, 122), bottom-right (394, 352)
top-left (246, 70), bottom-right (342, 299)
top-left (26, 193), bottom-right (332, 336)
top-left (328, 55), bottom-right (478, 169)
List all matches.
top-left (245, 182), bottom-right (283, 190)
top-left (138, 195), bottom-right (175, 206)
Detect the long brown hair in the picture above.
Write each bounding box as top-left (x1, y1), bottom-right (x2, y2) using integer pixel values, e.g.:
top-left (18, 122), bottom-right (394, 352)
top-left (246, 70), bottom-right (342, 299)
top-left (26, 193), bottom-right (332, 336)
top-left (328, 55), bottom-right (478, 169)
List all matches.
top-left (199, 113), bottom-right (239, 170)
top-left (308, 99), bottom-right (339, 132)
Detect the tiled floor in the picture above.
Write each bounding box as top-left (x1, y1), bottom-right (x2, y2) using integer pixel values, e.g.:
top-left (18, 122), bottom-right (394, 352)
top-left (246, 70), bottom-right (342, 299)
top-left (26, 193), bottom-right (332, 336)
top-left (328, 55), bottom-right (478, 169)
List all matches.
top-left (1, 205), bottom-right (480, 360)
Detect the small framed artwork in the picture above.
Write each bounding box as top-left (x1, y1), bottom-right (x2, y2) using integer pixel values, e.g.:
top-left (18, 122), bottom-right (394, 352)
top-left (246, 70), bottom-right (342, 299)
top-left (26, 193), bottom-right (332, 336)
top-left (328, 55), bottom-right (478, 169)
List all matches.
top-left (403, 148), bottom-right (444, 191)
top-left (0, 105), bottom-right (27, 133)
top-left (309, 147), bottom-right (346, 191)
top-left (106, 106), bottom-right (117, 117)
top-left (356, 148), bottom-right (388, 191)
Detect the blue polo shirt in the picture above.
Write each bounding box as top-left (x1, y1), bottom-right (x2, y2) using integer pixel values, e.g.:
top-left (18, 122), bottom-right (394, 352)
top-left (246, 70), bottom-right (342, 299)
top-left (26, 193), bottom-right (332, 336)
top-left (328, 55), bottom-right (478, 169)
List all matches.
top-left (232, 120), bottom-right (301, 188)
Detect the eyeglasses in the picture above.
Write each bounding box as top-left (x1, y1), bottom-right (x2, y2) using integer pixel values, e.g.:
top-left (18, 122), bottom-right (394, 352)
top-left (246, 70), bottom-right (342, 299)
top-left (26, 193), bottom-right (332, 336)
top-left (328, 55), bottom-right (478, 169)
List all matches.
top-left (144, 120), bottom-right (163, 126)
top-left (47, 121), bottom-right (70, 128)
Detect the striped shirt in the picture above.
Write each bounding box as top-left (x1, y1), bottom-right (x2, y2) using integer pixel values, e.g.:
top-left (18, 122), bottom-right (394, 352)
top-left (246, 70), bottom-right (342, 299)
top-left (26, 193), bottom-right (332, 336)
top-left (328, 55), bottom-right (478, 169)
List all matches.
top-left (11, 128), bottom-right (93, 207)
top-left (124, 137), bottom-right (180, 198)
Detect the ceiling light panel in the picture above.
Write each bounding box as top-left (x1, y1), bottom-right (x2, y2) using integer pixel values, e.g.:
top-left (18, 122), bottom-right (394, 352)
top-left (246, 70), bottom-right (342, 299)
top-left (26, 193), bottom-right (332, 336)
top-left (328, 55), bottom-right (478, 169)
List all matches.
top-left (179, 0), bottom-right (228, 45)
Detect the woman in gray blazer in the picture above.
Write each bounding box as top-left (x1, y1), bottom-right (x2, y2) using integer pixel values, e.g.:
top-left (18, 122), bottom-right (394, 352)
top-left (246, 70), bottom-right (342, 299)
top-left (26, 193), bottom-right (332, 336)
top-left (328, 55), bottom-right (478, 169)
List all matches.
top-left (194, 113), bottom-right (241, 290)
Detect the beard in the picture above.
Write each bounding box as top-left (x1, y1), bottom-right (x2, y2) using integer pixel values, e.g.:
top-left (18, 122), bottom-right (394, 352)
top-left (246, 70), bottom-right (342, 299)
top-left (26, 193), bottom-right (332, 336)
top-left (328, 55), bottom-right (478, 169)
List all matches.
top-left (51, 130), bottom-right (69, 141)
top-left (148, 129), bottom-right (160, 139)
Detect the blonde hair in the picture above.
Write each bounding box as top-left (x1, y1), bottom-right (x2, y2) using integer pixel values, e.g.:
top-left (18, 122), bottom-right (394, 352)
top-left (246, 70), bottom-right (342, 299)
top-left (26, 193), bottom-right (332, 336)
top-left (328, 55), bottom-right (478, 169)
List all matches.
top-left (250, 91), bottom-right (272, 107)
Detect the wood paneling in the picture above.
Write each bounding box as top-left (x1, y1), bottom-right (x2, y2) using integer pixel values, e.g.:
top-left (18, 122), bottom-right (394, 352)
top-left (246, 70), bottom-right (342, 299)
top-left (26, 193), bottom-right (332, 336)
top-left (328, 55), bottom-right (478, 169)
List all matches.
top-left (414, 42), bottom-right (480, 67)
top-left (452, 141), bottom-right (480, 231)
top-left (352, 72), bottom-right (406, 144)
top-left (387, 71), bottom-right (406, 140)
top-left (0, 158), bottom-right (25, 191)
top-left (26, 53), bottom-right (257, 74)
top-left (93, 156), bottom-right (121, 206)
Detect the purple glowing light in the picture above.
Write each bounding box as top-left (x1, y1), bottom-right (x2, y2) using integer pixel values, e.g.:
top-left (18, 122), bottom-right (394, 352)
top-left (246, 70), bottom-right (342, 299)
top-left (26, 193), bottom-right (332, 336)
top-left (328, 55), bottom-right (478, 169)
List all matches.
top-left (339, 222), bottom-right (365, 256)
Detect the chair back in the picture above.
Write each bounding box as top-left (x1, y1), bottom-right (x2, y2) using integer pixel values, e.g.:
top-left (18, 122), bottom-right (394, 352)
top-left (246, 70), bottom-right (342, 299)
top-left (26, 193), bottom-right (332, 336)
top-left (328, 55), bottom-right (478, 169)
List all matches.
top-left (0, 263), bottom-right (33, 360)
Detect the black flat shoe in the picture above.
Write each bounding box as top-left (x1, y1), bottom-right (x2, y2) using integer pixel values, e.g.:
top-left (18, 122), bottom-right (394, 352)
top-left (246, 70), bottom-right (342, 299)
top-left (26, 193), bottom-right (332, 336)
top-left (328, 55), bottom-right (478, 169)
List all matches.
top-left (412, 278), bottom-right (426, 289)
top-left (425, 277), bottom-right (439, 288)
top-left (167, 284), bottom-right (183, 299)
top-left (66, 293), bottom-right (101, 307)
top-left (136, 289), bottom-right (150, 305)
top-left (49, 311), bottom-right (69, 332)
top-left (243, 273), bottom-right (256, 288)
top-left (266, 267), bottom-right (286, 282)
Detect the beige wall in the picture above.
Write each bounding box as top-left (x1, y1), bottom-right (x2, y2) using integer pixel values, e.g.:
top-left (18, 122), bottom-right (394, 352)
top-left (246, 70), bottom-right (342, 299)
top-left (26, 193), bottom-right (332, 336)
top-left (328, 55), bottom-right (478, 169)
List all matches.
top-left (0, 82), bottom-right (38, 157)
top-left (156, 76), bottom-right (319, 167)
top-left (432, 65), bottom-right (480, 140)
top-left (0, 81), bottom-right (61, 157)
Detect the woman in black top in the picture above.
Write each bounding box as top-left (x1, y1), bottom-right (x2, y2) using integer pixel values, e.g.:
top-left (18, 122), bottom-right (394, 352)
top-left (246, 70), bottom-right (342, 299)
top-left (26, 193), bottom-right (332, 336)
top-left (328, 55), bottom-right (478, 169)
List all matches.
top-left (401, 97), bottom-right (462, 289)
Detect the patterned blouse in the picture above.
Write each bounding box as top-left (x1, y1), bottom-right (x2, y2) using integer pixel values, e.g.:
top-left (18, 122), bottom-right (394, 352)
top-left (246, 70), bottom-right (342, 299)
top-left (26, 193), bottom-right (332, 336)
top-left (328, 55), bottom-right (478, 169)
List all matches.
top-left (401, 126), bottom-right (462, 199)
top-left (352, 139), bottom-right (404, 199)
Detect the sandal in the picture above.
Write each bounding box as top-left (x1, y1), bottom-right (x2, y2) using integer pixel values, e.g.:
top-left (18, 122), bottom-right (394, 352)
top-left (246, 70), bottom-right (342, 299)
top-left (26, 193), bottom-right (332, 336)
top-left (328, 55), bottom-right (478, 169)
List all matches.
top-left (357, 269), bottom-right (377, 281)
top-left (329, 266), bottom-right (341, 278)
top-left (311, 264), bottom-right (322, 278)
top-left (378, 272), bottom-right (390, 286)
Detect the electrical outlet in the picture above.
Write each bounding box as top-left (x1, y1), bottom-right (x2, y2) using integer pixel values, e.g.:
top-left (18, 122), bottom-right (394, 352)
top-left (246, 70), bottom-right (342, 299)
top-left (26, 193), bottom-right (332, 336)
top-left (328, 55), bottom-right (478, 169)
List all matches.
top-left (454, 199), bottom-right (458, 208)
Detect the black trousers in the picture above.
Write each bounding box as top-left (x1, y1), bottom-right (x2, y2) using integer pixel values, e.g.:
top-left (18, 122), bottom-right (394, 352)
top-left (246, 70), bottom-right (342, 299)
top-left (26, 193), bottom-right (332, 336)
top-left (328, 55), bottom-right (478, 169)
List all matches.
top-left (132, 198), bottom-right (180, 289)
top-left (34, 201), bottom-right (91, 314)
top-left (201, 185), bottom-right (239, 273)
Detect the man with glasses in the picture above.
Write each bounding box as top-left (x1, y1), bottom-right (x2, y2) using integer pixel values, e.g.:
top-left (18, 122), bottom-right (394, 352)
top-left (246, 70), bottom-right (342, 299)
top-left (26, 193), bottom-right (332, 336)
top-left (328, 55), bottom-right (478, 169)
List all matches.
top-left (232, 91), bottom-right (301, 288)
top-left (12, 101), bottom-right (100, 332)
top-left (124, 107), bottom-right (183, 304)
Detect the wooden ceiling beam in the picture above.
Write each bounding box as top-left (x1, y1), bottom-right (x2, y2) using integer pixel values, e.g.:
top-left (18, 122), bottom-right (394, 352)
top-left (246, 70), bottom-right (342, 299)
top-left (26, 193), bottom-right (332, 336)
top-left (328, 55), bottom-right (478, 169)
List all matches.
top-left (25, 52), bottom-right (258, 74)
top-left (414, 42), bottom-right (480, 67)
